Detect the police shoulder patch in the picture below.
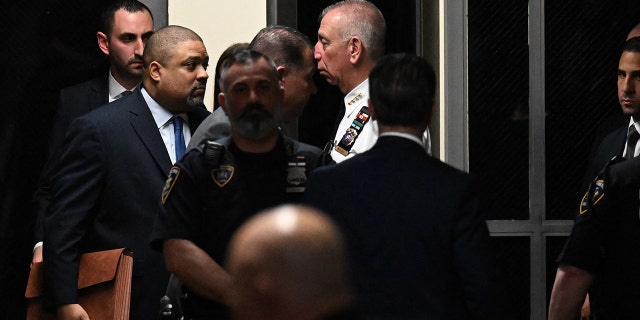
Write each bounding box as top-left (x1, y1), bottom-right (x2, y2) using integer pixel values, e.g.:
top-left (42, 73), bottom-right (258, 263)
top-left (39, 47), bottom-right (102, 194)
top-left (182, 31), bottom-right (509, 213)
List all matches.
top-left (579, 179), bottom-right (605, 215)
top-left (211, 165), bottom-right (234, 187)
top-left (162, 166), bottom-right (181, 204)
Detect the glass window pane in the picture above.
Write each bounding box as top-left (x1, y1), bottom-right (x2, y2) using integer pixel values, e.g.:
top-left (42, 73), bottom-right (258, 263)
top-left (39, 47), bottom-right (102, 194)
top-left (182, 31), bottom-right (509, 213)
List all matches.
top-left (468, 0), bottom-right (529, 220)
top-left (491, 236), bottom-right (530, 318)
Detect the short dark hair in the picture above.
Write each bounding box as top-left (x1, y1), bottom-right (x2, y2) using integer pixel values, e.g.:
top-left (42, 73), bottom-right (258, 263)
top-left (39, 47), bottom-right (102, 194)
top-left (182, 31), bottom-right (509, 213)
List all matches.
top-left (219, 50), bottom-right (279, 91)
top-left (248, 25), bottom-right (312, 70)
top-left (623, 36), bottom-right (640, 54)
top-left (214, 43), bottom-right (250, 108)
top-left (143, 25), bottom-right (202, 67)
top-left (369, 53), bottom-right (436, 126)
top-left (99, 0), bottom-right (153, 37)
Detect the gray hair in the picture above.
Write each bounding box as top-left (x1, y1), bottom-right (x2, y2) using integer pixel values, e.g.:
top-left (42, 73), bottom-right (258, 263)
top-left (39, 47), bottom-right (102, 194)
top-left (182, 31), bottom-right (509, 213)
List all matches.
top-left (319, 0), bottom-right (386, 60)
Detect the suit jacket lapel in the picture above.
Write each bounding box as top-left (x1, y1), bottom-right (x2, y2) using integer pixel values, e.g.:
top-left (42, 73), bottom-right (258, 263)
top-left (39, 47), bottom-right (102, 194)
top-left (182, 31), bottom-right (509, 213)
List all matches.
top-left (89, 75), bottom-right (109, 110)
top-left (608, 126), bottom-right (628, 158)
top-left (128, 89), bottom-right (173, 173)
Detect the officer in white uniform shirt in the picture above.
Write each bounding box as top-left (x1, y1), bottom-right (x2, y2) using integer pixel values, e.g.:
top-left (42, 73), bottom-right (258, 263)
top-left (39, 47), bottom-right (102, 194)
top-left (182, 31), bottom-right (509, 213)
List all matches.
top-left (314, 1), bottom-right (430, 163)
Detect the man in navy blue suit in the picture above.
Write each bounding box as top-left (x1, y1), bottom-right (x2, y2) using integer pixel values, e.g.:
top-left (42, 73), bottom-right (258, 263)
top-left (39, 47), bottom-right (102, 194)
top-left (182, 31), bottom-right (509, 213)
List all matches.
top-left (43, 25), bottom-right (210, 320)
top-left (32, 0), bottom-right (155, 264)
top-left (304, 53), bottom-right (499, 319)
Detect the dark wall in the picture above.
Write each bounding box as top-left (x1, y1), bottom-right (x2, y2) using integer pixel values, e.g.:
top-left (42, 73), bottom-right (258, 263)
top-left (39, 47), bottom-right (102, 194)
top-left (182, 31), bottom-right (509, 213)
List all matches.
top-left (0, 1), bottom-right (112, 317)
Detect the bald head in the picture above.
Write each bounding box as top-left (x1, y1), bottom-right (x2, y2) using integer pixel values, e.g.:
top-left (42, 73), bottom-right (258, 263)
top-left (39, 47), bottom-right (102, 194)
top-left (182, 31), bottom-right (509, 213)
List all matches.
top-left (143, 25), bottom-right (204, 67)
top-left (227, 205), bottom-right (353, 320)
top-left (628, 23), bottom-right (640, 40)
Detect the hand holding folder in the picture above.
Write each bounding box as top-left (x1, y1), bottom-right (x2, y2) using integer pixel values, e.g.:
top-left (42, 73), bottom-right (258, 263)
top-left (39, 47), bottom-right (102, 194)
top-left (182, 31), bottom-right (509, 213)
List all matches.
top-left (25, 248), bottom-right (133, 320)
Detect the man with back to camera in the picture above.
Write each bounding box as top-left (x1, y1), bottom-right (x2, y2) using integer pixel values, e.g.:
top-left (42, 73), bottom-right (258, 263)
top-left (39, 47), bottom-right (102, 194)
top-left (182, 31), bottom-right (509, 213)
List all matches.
top-left (150, 50), bottom-right (323, 319)
top-left (304, 53), bottom-right (500, 319)
top-left (187, 25), bottom-right (317, 149)
top-left (32, 0), bottom-right (154, 264)
top-left (43, 25), bottom-right (210, 320)
top-left (314, 0), bottom-right (431, 163)
top-left (548, 36), bottom-right (640, 320)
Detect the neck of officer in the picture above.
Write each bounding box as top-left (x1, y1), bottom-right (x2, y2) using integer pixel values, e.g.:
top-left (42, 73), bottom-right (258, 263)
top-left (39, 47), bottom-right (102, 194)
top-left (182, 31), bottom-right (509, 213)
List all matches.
top-left (232, 130), bottom-right (279, 153)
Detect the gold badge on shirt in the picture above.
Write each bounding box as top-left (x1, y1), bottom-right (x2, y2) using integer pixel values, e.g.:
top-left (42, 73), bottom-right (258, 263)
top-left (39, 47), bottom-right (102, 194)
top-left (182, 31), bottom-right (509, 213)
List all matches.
top-left (211, 165), bottom-right (234, 188)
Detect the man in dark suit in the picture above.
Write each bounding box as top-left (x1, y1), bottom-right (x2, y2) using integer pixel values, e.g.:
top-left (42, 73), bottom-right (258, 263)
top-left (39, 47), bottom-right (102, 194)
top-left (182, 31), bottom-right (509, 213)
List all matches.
top-left (32, 0), bottom-right (155, 264)
top-left (548, 36), bottom-right (640, 320)
top-left (579, 24), bottom-right (640, 195)
top-left (43, 25), bottom-right (210, 320)
top-left (304, 53), bottom-right (499, 319)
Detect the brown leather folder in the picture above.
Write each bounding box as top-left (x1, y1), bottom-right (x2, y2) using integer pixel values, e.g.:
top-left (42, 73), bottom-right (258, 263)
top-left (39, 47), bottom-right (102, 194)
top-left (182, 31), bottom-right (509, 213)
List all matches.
top-left (25, 248), bottom-right (133, 320)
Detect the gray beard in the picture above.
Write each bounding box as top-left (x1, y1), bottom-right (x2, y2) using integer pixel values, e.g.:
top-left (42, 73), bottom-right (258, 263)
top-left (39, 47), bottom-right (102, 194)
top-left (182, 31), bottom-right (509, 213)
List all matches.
top-left (232, 116), bottom-right (279, 139)
top-left (187, 95), bottom-right (204, 108)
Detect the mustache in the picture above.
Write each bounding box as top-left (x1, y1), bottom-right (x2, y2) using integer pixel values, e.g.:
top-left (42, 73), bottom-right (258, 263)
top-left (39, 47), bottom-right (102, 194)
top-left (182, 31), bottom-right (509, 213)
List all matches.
top-left (240, 103), bottom-right (272, 117)
top-left (192, 80), bottom-right (207, 91)
top-left (128, 55), bottom-right (144, 65)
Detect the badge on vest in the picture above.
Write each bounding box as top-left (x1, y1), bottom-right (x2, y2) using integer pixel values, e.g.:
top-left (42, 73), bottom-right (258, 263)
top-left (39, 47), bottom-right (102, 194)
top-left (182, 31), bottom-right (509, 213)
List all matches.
top-left (335, 106), bottom-right (370, 156)
top-left (286, 156), bottom-right (307, 193)
top-left (211, 165), bottom-right (234, 188)
top-left (162, 166), bottom-right (181, 204)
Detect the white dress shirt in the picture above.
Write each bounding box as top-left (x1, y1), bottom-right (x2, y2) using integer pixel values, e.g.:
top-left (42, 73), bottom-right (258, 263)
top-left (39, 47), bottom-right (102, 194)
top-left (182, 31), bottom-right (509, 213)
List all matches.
top-left (141, 88), bottom-right (191, 164)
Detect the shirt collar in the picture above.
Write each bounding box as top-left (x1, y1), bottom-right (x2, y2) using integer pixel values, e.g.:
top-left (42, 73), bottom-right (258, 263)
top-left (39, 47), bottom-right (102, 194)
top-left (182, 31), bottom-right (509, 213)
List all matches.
top-left (142, 87), bottom-right (174, 128)
top-left (343, 78), bottom-right (369, 107)
top-left (628, 117), bottom-right (640, 132)
top-left (108, 70), bottom-right (141, 102)
top-left (380, 132), bottom-right (424, 147)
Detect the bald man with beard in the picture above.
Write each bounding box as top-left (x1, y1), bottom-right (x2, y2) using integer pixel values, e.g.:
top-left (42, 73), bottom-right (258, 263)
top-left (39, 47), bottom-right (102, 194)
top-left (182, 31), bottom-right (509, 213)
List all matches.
top-left (226, 205), bottom-right (357, 320)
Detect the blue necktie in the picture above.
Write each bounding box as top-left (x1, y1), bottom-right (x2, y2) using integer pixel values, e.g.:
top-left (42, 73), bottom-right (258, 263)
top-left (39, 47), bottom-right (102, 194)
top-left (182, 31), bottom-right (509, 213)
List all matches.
top-left (173, 116), bottom-right (186, 161)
